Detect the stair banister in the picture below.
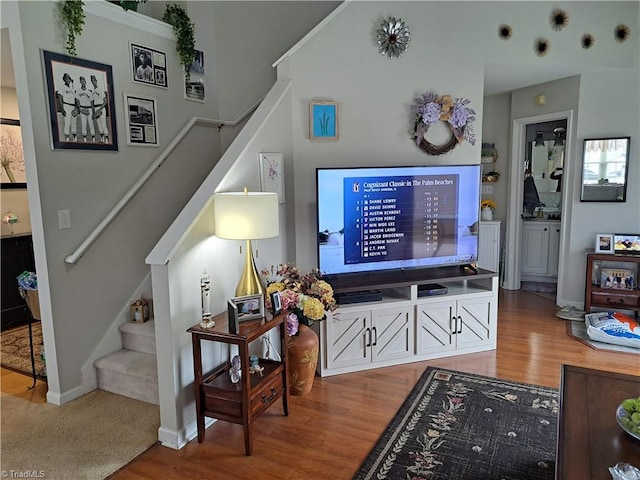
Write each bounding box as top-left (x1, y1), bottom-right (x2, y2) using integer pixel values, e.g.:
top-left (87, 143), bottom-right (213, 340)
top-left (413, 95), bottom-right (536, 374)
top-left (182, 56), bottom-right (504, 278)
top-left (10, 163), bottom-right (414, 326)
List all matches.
top-left (64, 99), bottom-right (263, 265)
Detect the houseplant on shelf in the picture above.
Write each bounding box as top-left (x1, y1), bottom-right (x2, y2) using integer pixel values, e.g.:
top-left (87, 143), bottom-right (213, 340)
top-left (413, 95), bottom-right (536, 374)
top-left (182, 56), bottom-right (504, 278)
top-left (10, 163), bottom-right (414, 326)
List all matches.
top-left (162, 4), bottom-right (196, 80)
top-left (261, 264), bottom-right (337, 395)
top-left (481, 199), bottom-right (496, 221)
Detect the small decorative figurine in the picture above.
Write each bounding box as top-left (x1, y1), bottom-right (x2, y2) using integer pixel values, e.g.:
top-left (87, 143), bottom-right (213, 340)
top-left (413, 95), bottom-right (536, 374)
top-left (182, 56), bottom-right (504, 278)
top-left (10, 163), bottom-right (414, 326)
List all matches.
top-left (229, 355), bottom-right (242, 384)
top-left (199, 269), bottom-right (214, 328)
top-left (249, 355), bottom-right (264, 377)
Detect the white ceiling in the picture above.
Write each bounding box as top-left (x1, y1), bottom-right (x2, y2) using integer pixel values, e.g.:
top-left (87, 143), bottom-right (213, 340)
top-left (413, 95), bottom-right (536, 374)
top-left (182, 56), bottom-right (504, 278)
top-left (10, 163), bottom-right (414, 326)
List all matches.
top-left (0, 27), bottom-right (597, 98)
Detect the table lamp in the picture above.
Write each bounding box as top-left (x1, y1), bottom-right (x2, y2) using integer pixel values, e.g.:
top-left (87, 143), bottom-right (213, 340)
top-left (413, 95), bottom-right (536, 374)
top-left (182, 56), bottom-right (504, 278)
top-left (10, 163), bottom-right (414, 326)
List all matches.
top-left (213, 188), bottom-right (279, 296)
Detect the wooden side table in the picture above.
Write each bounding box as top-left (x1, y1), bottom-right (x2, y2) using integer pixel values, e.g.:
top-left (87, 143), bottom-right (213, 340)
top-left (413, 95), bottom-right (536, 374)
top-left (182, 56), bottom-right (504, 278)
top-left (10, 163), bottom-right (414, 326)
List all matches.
top-left (187, 311), bottom-right (289, 455)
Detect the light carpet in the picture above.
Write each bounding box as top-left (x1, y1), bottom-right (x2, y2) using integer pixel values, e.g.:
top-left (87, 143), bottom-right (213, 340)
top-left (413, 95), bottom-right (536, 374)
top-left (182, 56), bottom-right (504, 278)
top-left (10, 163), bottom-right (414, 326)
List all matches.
top-left (354, 367), bottom-right (558, 480)
top-left (1, 390), bottom-right (160, 479)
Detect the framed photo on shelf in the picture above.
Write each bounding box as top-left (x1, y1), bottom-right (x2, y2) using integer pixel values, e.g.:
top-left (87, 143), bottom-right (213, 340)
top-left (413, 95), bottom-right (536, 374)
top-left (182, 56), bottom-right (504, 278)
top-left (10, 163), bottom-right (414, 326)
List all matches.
top-left (42, 50), bottom-right (118, 151)
top-left (130, 43), bottom-right (168, 88)
top-left (123, 93), bottom-right (158, 147)
top-left (613, 233), bottom-right (640, 255)
top-left (227, 294), bottom-right (264, 334)
top-left (270, 291), bottom-right (282, 316)
top-left (259, 152), bottom-right (285, 203)
top-left (309, 100), bottom-right (339, 141)
top-left (595, 233), bottom-right (614, 254)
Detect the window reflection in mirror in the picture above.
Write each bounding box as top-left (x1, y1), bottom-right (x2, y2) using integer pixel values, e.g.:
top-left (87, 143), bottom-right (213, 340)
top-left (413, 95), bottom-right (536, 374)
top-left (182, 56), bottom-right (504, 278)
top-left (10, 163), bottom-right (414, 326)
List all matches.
top-left (580, 137), bottom-right (630, 202)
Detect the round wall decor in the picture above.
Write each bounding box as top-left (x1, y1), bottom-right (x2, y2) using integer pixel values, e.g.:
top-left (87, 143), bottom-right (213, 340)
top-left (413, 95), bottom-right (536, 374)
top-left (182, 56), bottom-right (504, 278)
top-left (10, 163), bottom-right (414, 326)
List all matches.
top-left (376, 17), bottom-right (410, 58)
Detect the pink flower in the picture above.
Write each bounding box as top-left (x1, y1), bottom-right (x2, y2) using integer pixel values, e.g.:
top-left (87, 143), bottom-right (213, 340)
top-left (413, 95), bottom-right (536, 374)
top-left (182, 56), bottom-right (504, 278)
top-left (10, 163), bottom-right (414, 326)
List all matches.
top-left (286, 312), bottom-right (299, 336)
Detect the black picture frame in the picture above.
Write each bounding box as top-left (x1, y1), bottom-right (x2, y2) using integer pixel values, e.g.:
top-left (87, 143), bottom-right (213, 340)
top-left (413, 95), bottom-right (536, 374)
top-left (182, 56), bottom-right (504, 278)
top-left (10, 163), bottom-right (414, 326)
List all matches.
top-left (270, 291), bottom-right (282, 316)
top-left (228, 294), bottom-right (264, 334)
top-left (42, 50), bottom-right (118, 151)
top-left (130, 43), bottom-right (168, 89)
top-left (0, 118), bottom-right (27, 189)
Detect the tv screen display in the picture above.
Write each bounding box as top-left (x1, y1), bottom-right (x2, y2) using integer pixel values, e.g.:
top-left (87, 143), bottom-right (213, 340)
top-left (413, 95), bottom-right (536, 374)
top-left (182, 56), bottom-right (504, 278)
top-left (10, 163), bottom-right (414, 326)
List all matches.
top-left (316, 164), bottom-right (481, 277)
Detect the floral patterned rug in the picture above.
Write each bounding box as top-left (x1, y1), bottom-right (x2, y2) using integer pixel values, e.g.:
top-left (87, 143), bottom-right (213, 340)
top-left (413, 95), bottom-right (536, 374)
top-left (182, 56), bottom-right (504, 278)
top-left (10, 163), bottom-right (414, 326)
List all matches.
top-left (1, 322), bottom-right (46, 379)
top-left (353, 368), bottom-right (558, 480)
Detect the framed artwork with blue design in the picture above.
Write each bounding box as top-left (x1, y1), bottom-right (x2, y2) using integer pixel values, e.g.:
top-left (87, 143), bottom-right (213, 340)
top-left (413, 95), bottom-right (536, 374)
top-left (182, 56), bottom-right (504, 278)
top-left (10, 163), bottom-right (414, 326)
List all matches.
top-left (309, 100), bottom-right (339, 141)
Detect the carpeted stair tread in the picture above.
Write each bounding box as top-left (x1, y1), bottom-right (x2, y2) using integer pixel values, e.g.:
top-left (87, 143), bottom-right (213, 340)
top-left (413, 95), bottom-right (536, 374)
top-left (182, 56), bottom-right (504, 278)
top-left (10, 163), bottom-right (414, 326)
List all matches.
top-left (119, 320), bottom-right (156, 355)
top-left (95, 350), bottom-right (159, 405)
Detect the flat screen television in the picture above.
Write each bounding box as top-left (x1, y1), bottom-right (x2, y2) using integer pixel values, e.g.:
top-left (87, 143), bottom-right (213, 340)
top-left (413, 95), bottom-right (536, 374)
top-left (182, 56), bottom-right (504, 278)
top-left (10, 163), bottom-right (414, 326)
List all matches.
top-left (316, 164), bottom-right (482, 281)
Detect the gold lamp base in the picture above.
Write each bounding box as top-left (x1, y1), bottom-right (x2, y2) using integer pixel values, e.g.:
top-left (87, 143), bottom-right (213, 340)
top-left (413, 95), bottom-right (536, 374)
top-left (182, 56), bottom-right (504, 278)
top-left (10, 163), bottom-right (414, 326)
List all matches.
top-left (235, 240), bottom-right (265, 297)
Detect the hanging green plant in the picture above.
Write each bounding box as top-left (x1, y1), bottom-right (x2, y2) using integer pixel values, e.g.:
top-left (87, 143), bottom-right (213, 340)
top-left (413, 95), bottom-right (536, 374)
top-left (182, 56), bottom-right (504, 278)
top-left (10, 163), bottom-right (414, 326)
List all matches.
top-left (162, 4), bottom-right (196, 80)
top-left (60, 0), bottom-right (85, 57)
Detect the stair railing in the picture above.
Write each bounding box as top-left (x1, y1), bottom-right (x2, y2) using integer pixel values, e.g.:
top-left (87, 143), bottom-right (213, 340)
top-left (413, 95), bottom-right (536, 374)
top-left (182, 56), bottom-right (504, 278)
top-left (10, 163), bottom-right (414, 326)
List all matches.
top-left (64, 98), bottom-right (263, 265)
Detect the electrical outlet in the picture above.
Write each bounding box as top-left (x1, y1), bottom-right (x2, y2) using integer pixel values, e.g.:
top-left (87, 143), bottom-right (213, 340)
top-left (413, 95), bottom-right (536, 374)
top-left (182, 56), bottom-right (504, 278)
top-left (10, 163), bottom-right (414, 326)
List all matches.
top-left (58, 209), bottom-right (71, 229)
top-left (482, 185), bottom-right (493, 195)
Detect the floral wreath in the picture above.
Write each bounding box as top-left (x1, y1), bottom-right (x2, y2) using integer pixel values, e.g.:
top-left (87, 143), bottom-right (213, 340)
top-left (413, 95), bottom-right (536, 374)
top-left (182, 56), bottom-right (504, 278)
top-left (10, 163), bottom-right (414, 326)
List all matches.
top-left (411, 93), bottom-right (476, 155)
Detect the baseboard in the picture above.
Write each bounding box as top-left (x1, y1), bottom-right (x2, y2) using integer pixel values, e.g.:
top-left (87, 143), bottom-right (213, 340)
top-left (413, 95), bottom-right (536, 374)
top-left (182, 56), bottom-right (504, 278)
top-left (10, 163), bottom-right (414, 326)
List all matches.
top-left (158, 417), bottom-right (215, 450)
top-left (46, 382), bottom-right (91, 405)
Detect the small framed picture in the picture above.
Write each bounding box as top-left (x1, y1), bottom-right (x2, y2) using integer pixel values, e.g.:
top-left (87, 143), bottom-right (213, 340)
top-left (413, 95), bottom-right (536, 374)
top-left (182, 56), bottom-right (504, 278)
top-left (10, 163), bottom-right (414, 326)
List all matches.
top-left (270, 291), bottom-right (282, 316)
top-left (184, 74), bottom-right (205, 103)
top-left (130, 43), bottom-right (168, 89)
top-left (595, 233), bottom-right (614, 254)
top-left (259, 153), bottom-right (285, 203)
top-left (123, 93), bottom-right (158, 147)
top-left (228, 294), bottom-right (264, 334)
top-left (309, 100), bottom-right (339, 141)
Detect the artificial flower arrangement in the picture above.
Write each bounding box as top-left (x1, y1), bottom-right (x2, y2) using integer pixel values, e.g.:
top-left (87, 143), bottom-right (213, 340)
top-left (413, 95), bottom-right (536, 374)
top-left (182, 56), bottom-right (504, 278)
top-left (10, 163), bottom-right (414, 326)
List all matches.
top-left (261, 264), bottom-right (337, 336)
top-left (411, 92), bottom-right (476, 155)
top-left (481, 199), bottom-right (497, 211)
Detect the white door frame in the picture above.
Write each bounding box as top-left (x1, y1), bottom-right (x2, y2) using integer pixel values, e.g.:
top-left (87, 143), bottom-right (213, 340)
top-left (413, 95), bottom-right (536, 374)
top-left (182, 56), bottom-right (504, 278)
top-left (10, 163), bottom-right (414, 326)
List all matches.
top-left (503, 110), bottom-right (574, 304)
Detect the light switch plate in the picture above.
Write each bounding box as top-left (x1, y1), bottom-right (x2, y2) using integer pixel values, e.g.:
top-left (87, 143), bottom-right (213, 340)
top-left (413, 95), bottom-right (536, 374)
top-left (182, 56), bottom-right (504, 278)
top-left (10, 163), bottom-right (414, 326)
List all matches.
top-left (482, 185), bottom-right (493, 195)
top-left (58, 209), bottom-right (71, 229)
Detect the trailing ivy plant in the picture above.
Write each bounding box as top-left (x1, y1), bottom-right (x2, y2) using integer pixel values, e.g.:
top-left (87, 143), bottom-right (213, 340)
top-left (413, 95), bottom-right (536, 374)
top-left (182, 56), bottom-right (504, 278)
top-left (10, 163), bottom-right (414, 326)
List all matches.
top-left (60, 0), bottom-right (85, 57)
top-left (162, 4), bottom-right (196, 80)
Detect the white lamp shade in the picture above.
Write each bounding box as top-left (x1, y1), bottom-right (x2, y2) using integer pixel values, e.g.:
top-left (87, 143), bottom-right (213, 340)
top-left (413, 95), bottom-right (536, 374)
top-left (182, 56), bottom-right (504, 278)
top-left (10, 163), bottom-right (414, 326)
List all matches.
top-left (213, 191), bottom-right (279, 240)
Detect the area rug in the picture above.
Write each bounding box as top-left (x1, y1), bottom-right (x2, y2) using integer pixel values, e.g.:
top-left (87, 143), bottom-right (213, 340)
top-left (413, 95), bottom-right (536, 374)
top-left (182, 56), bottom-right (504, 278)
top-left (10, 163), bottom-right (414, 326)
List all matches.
top-left (566, 320), bottom-right (640, 356)
top-left (1, 322), bottom-right (46, 378)
top-left (521, 281), bottom-right (557, 294)
top-left (354, 367), bottom-right (558, 480)
top-left (1, 390), bottom-right (160, 480)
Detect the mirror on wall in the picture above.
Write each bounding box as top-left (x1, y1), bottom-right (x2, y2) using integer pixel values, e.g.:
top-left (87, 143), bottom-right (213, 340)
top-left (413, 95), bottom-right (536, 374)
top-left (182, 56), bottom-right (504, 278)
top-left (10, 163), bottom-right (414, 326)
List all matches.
top-left (580, 137), bottom-right (630, 202)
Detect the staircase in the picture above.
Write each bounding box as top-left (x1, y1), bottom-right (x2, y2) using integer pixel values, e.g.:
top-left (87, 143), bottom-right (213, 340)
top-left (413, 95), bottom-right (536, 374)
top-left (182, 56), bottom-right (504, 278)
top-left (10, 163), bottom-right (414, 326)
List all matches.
top-left (94, 320), bottom-right (159, 405)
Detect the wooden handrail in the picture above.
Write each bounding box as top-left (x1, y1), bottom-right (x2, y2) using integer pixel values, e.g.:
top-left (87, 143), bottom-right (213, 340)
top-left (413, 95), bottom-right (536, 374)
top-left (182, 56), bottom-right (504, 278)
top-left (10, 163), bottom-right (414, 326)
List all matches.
top-left (64, 99), bottom-right (263, 264)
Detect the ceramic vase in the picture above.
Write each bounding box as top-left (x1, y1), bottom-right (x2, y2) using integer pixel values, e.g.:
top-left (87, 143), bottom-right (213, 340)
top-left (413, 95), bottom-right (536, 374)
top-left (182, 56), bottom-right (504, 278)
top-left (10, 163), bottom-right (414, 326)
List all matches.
top-left (481, 207), bottom-right (493, 221)
top-left (287, 323), bottom-right (319, 396)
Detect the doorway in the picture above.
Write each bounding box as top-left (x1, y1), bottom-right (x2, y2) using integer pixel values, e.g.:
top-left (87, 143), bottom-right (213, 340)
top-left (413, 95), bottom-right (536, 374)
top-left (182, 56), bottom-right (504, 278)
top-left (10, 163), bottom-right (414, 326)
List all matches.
top-left (503, 110), bottom-right (575, 307)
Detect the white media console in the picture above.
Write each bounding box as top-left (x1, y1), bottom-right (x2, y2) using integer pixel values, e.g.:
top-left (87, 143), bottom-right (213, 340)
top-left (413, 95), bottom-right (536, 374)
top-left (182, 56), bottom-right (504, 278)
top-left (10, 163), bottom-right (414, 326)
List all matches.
top-left (316, 267), bottom-right (499, 377)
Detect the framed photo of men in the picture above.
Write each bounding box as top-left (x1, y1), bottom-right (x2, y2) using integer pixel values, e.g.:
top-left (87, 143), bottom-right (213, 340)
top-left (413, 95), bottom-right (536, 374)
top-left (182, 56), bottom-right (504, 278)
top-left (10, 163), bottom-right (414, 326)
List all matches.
top-left (42, 50), bottom-right (118, 151)
top-left (130, 43), bottom-right (168, 89)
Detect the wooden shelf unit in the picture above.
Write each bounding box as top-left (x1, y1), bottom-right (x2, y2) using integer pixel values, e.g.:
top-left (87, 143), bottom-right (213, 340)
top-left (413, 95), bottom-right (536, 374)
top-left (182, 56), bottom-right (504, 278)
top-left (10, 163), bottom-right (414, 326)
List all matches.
top-left (187, 311), bottom-right (289, 455)
top-left (584, 250), bottom-right (640, 317)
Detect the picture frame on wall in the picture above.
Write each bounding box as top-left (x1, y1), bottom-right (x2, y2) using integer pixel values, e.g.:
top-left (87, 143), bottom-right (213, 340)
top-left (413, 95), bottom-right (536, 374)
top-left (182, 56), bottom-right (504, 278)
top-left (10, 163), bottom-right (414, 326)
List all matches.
top-left (123, 93), bottom-right (159, 147)
top-left (259, 152), bottom-right (285, 203)
top-left (130, 43), bottom-right (168, 88)
top-left (184, 75), bottom-right (205, 103)
top-left (595, 233), bottom-right (614, 254)
top-left (42, 50), bottom-right (118, 151)
top-left (309, 100), bottom-right (339, 141)
top-left (227, 294), bottom-right (264, 334)
top-left (0, 118), bottom-right (26, 187)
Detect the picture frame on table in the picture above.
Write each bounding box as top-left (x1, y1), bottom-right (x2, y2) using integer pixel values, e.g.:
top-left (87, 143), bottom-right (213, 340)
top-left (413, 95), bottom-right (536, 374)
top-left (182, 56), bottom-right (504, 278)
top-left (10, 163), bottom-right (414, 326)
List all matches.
top-left (309, 100), bottom-right (339, 141)
top-left (270, 291), bottom-right (282, 316)
top-left (130, 43), bottom-right (168, 89)
top-left (42, 50), bottom-right (118, 150)
top-left (595, 233), bottom-right (614, 254)
top-left (259, 152), bottom-right (285, 203)
top-left (227, 294), bottom-right (264, 334)
top-left (123, 93), bottom-right (159, 147)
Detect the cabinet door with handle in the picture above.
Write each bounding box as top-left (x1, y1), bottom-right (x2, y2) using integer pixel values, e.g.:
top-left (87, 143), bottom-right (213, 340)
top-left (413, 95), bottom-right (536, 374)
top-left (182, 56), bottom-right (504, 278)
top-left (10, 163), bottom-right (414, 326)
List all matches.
top-left (371, 307), bottom-right (413, 363)
top-left (456, 297), bottom-right (493, 350)
top-left (325, 310), bottom-right (371, 369)
top-left (416, 299), bottom-right (457, 355)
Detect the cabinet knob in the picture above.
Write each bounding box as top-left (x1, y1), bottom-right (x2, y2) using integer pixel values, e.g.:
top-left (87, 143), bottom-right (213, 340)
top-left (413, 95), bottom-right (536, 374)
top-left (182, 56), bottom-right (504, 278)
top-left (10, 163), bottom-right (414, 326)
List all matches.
top-left (544, 228), bottom-right (548, 231)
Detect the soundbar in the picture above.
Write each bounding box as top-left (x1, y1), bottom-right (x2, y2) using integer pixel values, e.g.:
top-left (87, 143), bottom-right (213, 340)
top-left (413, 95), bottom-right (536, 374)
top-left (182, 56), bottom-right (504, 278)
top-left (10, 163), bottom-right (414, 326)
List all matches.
top-left (336, 290), bottom-right (383, 305)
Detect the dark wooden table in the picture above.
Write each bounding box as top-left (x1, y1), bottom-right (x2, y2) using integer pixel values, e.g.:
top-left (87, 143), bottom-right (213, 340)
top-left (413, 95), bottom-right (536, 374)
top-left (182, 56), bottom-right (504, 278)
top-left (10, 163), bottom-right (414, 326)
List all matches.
top-left (556, 364), bottom-right (640, 479)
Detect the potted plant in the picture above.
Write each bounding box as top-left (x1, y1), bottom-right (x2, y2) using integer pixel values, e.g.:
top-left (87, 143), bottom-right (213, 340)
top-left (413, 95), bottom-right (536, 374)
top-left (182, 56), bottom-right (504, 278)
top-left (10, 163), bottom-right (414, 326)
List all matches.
top-left (60, 0), bottom-right (85, 57)
top-left (162, 4), bottom-right (196, 80)
top-left (481, 199), bottom-right (496, 221)
top-left (261, 264), bottom-right (337, 395)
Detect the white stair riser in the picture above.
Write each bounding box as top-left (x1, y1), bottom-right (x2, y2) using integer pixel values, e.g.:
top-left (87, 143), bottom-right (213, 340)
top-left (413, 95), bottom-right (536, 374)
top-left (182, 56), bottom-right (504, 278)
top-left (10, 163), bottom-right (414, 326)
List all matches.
top-left (121, 329), bottom-right (156, 355)
top-left (97, 368), bottom-right (159, 405)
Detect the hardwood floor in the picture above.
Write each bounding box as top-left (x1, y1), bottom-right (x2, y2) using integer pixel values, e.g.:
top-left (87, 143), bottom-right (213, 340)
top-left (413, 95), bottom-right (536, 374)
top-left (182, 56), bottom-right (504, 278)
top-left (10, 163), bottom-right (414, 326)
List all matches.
top-left (3, 291), bottom-right (638, 479)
